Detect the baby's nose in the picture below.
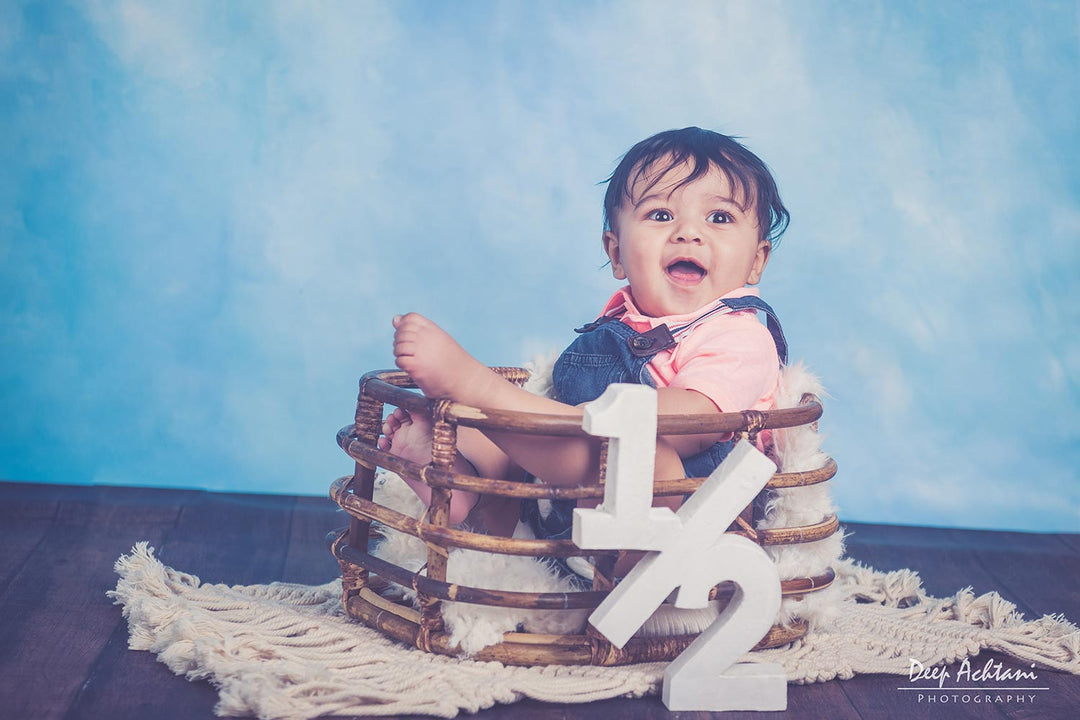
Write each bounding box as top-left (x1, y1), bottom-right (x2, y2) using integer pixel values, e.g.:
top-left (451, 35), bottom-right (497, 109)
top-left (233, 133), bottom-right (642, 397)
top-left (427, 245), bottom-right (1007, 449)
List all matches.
top-left (670, 217), bottom-right (703, 243)
top-left (671, 227), bottom-right (702, 243)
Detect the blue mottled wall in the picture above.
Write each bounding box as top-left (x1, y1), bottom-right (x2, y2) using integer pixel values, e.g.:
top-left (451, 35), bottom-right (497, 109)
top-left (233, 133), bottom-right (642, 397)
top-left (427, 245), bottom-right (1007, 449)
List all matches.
top-left (2, 1), bottom-right (1077, 532)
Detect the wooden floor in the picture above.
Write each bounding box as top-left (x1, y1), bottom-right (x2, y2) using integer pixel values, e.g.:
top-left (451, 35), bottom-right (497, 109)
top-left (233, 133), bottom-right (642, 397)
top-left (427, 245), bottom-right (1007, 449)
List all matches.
top-left (1, 480), bottom-right (1077, 720)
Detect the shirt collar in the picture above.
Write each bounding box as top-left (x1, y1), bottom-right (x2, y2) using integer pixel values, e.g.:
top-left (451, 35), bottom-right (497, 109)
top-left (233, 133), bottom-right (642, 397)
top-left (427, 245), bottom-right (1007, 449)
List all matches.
top-left (600, 286), bottom-right (761, 329)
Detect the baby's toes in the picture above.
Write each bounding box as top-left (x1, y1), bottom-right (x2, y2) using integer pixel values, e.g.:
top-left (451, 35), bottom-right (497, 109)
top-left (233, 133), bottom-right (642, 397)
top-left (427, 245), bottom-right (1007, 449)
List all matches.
top-left (385, 409), bottom-right (408, 433)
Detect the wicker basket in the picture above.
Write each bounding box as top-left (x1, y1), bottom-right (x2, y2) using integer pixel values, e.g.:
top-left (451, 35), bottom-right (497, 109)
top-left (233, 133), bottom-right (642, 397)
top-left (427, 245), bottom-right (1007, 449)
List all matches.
top-left (329, 367), bottom-right (839, 666)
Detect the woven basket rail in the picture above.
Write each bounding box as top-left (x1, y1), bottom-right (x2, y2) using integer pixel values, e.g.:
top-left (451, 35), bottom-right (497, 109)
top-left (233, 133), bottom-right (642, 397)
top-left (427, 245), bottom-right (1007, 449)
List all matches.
top-left (329, 368), bottom-right (839, 666)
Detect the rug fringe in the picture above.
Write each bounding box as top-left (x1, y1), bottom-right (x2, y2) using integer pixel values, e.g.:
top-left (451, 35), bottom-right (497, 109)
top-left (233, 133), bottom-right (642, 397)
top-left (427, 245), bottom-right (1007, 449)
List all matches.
top-left (821, 558), bottom-right (1080, 675)
top-left (110, 544), bottom-right (1079, 719)
top-left (110, 545), bottom-right (659, 719)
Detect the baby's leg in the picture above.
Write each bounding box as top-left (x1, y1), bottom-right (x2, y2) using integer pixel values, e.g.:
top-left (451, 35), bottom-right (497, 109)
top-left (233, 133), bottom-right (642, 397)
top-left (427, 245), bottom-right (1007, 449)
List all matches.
top-left (455, 429), bottom-right (525, 536)
top-left (467, 494), bottom-right (522, 538)
top-left (652, 439), bottom-right (687, 514)
top-left (392, 313), bottom-right (602, 488)
top-left (576, 439), bottom-right (685, 512)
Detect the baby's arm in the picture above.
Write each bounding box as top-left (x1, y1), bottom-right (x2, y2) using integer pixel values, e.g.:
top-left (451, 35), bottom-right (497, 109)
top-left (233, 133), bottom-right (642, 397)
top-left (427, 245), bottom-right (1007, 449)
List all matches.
top-left (391, 314), bottom-right (732, 492)
top-left (656, 387), bottom-right (732, 456)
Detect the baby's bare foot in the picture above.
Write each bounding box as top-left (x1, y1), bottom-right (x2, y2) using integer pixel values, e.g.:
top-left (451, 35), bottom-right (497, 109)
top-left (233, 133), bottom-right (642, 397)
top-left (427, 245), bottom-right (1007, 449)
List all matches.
top-left (379, 406), bottom-right (483, 524)
top-left (378, 407), bottom-right (433, 466)
top-left (392, 313), bottom-right (498, 404)
top-left (379, 406), bottom-right (480, 476)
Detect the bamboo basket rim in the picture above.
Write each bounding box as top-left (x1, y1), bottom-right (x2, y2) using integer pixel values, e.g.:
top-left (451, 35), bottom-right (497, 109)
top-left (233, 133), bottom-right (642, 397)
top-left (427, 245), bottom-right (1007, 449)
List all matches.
top-left (358, 368), bottom-right (823, 437)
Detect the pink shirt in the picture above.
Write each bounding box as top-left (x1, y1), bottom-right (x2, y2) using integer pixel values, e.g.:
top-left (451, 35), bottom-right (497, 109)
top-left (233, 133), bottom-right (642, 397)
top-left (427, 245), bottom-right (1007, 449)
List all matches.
top-left (600, 286), bottom-right (780, 415)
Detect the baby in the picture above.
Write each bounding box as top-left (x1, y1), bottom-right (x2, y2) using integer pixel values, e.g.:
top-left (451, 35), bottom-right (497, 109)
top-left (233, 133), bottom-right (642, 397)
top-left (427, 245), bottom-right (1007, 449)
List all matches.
top-left (380, 127), bottom-right (790, 544)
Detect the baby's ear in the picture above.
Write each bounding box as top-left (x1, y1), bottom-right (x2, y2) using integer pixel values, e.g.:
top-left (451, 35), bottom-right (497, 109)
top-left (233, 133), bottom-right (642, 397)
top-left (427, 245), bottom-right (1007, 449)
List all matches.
top-left (603, 231), bottom-right (627, 280)
top-left (747, 240), bottom-right (771, 285)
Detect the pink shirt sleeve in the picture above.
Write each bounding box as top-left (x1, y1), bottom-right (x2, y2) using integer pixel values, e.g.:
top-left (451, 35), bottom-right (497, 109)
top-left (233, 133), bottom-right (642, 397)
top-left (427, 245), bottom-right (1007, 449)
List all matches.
top-left (659, 313), bottom-right (780, 413)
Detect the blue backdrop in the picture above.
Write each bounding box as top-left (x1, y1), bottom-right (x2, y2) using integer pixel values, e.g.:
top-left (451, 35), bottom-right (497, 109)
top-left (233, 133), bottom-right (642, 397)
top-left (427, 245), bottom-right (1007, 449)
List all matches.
top-left (2, 1), bottom-right (1077, 532)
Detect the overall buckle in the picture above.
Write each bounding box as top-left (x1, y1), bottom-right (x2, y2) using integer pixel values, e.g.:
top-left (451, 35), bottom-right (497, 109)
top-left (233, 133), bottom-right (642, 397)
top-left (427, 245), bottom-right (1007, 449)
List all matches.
top-left (627, 324), bottom-right (676, 357)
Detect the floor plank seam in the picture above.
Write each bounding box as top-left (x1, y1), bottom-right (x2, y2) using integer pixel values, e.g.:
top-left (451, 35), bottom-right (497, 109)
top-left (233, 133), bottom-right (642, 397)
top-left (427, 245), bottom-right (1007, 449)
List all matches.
top-left (60, 616), bottom-right (128, 720)
top-left (278, 496), bottom-right (299, 581)
top-left (1052, 534), bottom-right (1080, 555)
top-left (0, 524), bottom-right (54, 601)
top-left (834, 678), bottom-right (870, 720)
top-left (968, 550), bottom-right (1044, 621)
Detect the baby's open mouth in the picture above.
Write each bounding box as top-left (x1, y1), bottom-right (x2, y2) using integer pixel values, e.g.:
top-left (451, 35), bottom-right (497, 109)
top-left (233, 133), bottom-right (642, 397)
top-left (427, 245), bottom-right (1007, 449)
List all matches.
top-left (666, 259), bottom-right (707, 283)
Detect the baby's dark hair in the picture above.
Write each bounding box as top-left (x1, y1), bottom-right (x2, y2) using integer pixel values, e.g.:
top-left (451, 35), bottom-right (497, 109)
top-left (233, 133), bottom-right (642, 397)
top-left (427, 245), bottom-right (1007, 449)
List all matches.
top-left (603, 127), bottom-right (790, 245)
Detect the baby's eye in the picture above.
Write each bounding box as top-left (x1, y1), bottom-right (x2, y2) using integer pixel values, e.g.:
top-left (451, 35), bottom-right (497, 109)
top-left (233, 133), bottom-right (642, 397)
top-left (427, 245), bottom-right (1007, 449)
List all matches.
top-left (647, 209), bottom-right (673, 222)
top-left (708, 211), bottom-right (734, 224)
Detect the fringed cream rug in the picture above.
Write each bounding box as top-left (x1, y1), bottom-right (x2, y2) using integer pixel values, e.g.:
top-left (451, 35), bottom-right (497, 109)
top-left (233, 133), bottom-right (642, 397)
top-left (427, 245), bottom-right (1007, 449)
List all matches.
top-left (110, 542), bottom-right (1079, 720)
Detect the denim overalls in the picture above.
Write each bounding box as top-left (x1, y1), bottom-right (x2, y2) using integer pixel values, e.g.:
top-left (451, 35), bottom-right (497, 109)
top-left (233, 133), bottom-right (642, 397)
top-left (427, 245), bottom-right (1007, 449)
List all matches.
top-left (521, 295), bottom-right (789, 550)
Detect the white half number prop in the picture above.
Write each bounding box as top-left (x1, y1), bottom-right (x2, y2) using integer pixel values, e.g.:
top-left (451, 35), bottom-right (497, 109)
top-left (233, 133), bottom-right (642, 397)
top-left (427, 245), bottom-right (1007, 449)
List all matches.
top-left (572, 383), bottom-right (787, 712)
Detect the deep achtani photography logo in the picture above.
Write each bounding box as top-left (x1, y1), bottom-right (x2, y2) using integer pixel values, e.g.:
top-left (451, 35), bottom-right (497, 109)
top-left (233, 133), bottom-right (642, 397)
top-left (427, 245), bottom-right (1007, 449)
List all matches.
top-left (900, 657), bottom-right (1048, 706)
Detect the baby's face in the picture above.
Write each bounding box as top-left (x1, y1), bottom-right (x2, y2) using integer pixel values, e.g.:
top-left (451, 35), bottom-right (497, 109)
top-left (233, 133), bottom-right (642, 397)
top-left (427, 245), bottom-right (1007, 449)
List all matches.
top-left (604, 160), bottom-right (770, 317)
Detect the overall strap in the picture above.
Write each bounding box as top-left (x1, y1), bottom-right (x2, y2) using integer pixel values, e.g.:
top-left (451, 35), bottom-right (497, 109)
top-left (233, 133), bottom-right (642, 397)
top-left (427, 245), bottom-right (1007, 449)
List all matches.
top-left (707, 296), bottom-right (789, 366)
